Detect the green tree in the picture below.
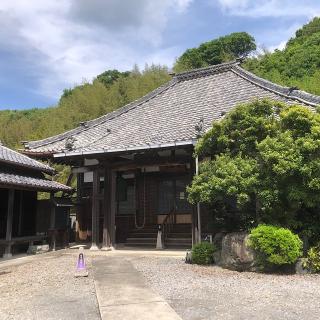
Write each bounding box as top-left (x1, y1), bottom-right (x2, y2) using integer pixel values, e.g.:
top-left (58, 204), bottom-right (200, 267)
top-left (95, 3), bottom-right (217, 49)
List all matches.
top-left (0, 64), bottom-right (171, 149)
top-left (188, 99), bottom-right (320, 241)
top-left (174, 32), bottom-right (256, 72)
top-left (244, 17), bottom-right (320, 95)
top-left (96, 69), bottom-right (130, 87)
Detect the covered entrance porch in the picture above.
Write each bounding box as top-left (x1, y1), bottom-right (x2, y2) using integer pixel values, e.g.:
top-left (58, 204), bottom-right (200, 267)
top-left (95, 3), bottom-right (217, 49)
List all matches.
top-left (74, 147), bottom-right (201, 250)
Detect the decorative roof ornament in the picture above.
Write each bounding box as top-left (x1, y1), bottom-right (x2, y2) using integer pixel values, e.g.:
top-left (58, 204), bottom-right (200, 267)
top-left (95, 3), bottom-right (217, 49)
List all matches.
top-left (79, 121), bottom-right (88, 128)
top-left (195, 116), bottom-right (204, 139)
top-left (65, 137), bottom-right (76, 151)
top-left (288, 86), bottom-right (299, 95)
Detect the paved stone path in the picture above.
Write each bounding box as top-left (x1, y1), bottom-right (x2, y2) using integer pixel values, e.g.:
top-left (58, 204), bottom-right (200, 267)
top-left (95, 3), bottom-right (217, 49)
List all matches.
top-left (92, 256), bottom-right (182, 320)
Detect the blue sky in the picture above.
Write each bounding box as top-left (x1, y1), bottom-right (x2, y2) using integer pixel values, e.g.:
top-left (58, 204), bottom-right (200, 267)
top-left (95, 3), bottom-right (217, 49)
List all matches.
top-left (0, 0), bottom-right (319, 110)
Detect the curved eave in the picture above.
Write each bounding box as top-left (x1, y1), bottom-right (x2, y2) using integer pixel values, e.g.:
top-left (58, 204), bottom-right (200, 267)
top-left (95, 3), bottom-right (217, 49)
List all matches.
top-left (0, 172), bottom-right (72, 192)
top-left (231, 66), bottom-right (320, 107)
top-left (53, 139), bottom-right (196, 159)
top-left (21, 150), bottom-right (56, 158)
top-left (0, 158), bottom-right (55, 175)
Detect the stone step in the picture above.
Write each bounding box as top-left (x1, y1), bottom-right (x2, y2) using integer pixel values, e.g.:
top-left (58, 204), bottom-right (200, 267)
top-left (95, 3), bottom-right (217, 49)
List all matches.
top-left (167, 233), bottom-right (191, 238)
top-left (126, 237), bottom-right (157, 244)
top-left (130, 228), bottom-right (159, 233)
top-left (128, 232), bottom-right (158, 238)
top-left (124, 242), bottom-right (156, 248)
top-left (170, 228), bottom-right (192, 235)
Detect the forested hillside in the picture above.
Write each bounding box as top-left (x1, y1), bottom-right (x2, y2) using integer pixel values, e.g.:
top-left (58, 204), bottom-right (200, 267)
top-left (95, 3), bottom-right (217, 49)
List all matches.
top-left (1, 17), bottom-right (320, 150)
top-left (0, 65), bottom-right (170, 148)
top-left (244, 17), bottom-right (320, 95)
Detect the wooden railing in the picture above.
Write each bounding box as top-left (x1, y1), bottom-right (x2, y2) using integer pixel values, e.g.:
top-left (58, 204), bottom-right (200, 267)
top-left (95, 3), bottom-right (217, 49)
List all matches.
top-left (160, 208), bottom-right (175, 248)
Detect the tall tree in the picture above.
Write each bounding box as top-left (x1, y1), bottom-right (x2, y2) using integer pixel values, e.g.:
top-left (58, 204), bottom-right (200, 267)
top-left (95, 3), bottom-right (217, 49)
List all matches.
top-left (174, 32), bottom-right (256, 72)
top-left (244, 17), bottom-right (320, 95)
top-left (188, 99), bottom-right (320, 241)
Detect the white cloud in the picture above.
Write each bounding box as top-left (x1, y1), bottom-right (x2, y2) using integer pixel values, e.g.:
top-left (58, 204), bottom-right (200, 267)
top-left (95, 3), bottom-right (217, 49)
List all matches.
top-left (216, 0), bottom-right (320, 18)
top-left (0, 0), bottom-right (193, 101)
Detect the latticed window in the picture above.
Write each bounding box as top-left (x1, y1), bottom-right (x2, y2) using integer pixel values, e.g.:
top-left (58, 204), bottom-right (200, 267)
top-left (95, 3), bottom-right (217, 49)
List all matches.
top-left (158, 177), bottom-right (192, 214)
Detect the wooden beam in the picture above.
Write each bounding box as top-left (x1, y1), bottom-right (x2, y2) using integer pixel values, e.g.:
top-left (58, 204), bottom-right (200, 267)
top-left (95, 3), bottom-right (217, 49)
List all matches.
top-left (72, 167), bottom-right (91, 174)
top-left (4, 189), bottom-right (15, 258)
top-left (110, 155), bottom-right (191, 171)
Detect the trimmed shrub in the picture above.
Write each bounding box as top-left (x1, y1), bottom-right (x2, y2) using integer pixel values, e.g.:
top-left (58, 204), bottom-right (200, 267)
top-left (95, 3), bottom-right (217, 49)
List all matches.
top-left (248, 225), bottom-right (302, 270)
top-left (305, 244), bottom-right (320, 273)
top-left (191, 242), bottom-right (216, 265)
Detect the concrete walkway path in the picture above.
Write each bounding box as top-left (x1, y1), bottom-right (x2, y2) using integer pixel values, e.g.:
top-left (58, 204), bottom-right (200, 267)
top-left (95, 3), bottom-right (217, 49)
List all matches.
top-left (92, 256), bottom-right (182, 320)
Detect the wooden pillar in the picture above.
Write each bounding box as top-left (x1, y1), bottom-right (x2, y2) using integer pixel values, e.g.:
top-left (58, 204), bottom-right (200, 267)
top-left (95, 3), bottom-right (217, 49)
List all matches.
top-left (102, 168), bottom-right (116, 250)
top-left (195, 155), bottom-right (202, 243)
top-left (90, 169), bottom-right (100, 250)
top-left (110, 170), bottom-right (116, 246)
top-left (50, 192), bottom-right (56, 251)
top-left (75, 173), bottom-right (81, 242)
top-left (4, 189), bottom-right (15, 258)
top-left (189, 155), bottom-right (197, 246)
top-left (18, 191), bottom-right (23, 236)
top-left (102, 167), bottom-right (111, 249)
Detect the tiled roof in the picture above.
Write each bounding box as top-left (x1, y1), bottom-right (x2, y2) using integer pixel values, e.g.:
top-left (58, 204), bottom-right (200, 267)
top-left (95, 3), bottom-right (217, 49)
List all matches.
top-left (0, 172), bottom-right (72, 192)
top-left (24, 61), bottom-right (320, 158)
top-left (0, 145), bottom-right (54, 173)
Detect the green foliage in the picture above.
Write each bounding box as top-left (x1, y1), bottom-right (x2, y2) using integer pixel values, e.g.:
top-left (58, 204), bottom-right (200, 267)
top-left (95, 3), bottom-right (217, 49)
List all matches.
top-left (191, 242), bottom-right (216, 265)
top-left (188, 99), bottom-right (320, 237)
top-left (244, 17), bottom-right (320, 95)
top-left (96, 69), bottom-right (130, 87)
top-left (174, 32), bottom-right (256, 72)
top-left (0, 65), bottom-right (170, 150)
top-left (305, 244), bottom-right (320, 273)
top-left (248, 225), bottom-right (302, 268)
top-left (194, 99), bottom-right (280, 157)
top-left (188, 155), bottom-right (259, 206)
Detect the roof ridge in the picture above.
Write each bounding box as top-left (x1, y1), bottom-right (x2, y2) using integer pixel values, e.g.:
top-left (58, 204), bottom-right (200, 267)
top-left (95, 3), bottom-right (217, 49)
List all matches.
top-left (231, 65), bottom-right (320, 107)
top-left (26, 78), bottom-right (178, 151)
top-left (174, 60), bottom-right (240, 81)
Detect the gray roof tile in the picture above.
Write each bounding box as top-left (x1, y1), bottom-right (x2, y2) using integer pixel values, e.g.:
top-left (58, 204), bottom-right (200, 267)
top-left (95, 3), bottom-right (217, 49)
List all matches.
top-left (24, 61), bottom-right (320, 158)
top-left (0, 172), bottom-right (72, 192)
top-left (0, 145), bottom-right (54, 173)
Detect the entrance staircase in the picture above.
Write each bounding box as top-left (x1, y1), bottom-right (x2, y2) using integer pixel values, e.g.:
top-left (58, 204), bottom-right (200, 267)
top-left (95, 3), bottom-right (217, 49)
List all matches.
top-left (125, 223), bottom-right (192, 249)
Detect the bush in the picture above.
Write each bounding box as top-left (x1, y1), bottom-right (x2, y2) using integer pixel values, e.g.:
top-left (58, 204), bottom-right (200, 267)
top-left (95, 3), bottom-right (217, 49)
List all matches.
top-left (191, 242), bottom-right (216, 265)
top-left (305, 244), bottom-right (320, 273)
top-left (248, 225), bottom-right (302, 270)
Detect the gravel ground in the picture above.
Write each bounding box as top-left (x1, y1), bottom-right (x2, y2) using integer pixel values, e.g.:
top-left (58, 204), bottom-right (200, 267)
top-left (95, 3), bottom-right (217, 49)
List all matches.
top-left (0, 251), bottom-right (100, 320)
top-left (132, 256), bottom-right (320, 320)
